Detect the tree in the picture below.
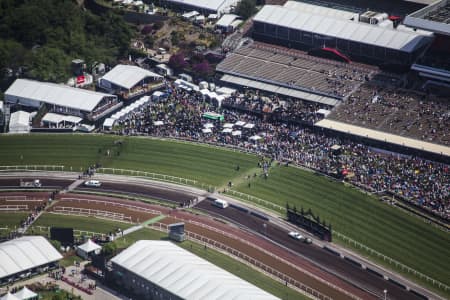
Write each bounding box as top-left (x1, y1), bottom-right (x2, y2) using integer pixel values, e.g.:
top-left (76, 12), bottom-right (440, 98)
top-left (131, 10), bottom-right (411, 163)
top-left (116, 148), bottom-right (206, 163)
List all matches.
top-left (50, 239), bottom-right (62, 251)
top-left (193, 60), bottom-right (213, 78)
top-left (168, 52), bottom-right (188, 71)
top-left (102, 242), bottom-right (117, 256)
top-left (236, 0), bottom-right (257, 20)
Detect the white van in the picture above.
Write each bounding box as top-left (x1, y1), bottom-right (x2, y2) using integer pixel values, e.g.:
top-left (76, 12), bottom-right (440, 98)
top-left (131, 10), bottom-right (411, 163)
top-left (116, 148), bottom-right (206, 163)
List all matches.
top-left (84, 180), bottom-right (101, 187)
top-left (213, 199), bottom-right (229, 208)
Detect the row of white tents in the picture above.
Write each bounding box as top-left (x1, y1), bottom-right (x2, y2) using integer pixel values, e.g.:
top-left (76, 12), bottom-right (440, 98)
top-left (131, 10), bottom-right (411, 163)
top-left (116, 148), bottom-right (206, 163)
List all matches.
top-left (202, 121), bottom-right (261, 141)
top-left (103, 96), bottom-right (152, 129)
top-left (1, 287), bottom-right (37, 300)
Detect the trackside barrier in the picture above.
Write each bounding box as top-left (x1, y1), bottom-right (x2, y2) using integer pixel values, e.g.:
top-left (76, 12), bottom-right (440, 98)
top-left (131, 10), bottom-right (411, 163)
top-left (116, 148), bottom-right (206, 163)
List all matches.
top-left (334, 231), bottom-right (450, 292)
top-left (52, 206), bottom-right (132, 222)
top-left (151, 222), bottom-right (361, 300)
top-left (60, 197), bottom-right (161, 215)
top-left (0, 204), bottom-right (28, 211)
top-left (30, 225), bottom-right (108, 239)
top-left (0, 165), bottom-right (65, 172)
top-left (150, 222), bottom-right (335, 300)
top-left (226, 190), bottom-right (285, 212)
top-left (97, 168), bottom-right (198, 186)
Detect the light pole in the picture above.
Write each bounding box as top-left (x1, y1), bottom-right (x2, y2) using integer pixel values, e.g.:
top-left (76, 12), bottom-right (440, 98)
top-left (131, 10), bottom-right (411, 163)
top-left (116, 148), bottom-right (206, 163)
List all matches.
top-left (383, 289), bottom-right (388, 300)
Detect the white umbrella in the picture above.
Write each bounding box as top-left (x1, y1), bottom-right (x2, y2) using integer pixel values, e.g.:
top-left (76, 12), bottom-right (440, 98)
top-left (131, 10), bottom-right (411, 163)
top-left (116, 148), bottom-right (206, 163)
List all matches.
top-left (202, 128), bottom-right (212, 134)
top-left (154, 121), bottom-right (164, 126)
top-left (203, 123), bottom-right (214, 128)
top-left (234, 121), bottom-right (246, 126)
top-left (232, 130), bottom-right (242, 136)
top-left (249, 135), bottom-right (262, 141)
top-left (223, 123), bottom-right (234, 128)
top-left (222, 128), bottom-right (233, 133)
top-left (244, 123), bottom-right (255, 129)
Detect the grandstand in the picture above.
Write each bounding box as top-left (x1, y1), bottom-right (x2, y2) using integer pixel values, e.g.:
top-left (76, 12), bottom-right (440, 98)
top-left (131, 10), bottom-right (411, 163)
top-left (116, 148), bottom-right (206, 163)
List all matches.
top-left (404, 0), bottom-right (450, 86)
top-left (327, 83), bottom-right (450, 146)
top-left (216, 42), bottom-right (374, 106)
top-left (252, 1), bottom-right (434, 67)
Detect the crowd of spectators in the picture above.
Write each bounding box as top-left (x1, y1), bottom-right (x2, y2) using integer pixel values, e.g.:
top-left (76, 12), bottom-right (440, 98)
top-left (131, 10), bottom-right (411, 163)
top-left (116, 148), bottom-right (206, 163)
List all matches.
top-left (105, 83), bottom-right (449, 220)
top-left (329, 84), bottom-right (450, 146)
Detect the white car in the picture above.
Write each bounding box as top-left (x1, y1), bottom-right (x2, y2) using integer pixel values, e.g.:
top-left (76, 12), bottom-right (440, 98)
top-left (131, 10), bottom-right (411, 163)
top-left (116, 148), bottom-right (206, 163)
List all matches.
top-left (84, 180), bottom-right (101, 187)
top-left (288, 231), bottom-right (304, 241)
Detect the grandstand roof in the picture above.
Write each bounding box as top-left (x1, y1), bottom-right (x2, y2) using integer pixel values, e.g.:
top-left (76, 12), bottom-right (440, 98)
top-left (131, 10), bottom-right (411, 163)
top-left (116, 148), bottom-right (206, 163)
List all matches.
top-left (0, 236), bottom-right (63, 279)
top-left (111, 240), bottom-right (280, 300)
top-left (165, 0), bottom-right (238, 13)
top-left (221, 74), bottom-right (339, 106)
top-left (315, 119), bottom-right (450, 156)
top-left (254, 5), bottom-right (433, 52)
top-left (5, 79), bottom-right (114, 112)
top-left (283, 1), bottom-right (358, 20)
top-left (404, 0), bottom-right (450, 36)
top-left (101, 64), bottom-right (162, 90)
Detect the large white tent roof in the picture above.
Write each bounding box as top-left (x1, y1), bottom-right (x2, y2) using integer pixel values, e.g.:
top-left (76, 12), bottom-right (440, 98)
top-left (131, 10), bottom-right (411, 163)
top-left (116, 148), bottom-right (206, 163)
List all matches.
top-left (283, 1), bottom-right (358, 20)
top-left (0, 236), bottom-right (62, 280)
top-left (254, 5), bottom-right (432, 52)
top-left (5, 79), bottom-right (114, 112)
top-left (101, 64), bottom-right (162, 90)
top-left (111, 240), bottom-right (280, 300)
top-left (165, 0), bottom-right (238, 12)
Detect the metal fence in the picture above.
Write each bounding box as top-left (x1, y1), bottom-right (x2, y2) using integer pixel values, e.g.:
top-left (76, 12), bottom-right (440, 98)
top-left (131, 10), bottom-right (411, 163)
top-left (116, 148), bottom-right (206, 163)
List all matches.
top-left (0, 165), bottom-right (65, 172)
top-left (97, 168), bottom-right (198, 187)
top-left (334, 231), bottom-right (450, 292)
top-left (226, 189), bottom-right (285, 213)
top-left (60, 197), bottom-right (162, 215)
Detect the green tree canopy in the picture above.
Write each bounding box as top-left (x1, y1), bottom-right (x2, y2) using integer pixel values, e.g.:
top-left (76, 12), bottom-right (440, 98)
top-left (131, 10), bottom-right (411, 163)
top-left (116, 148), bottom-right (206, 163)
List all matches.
top-left (236, 0), bottom-right (257, 20)
top-left (0, 0), bottom-right (132, 83)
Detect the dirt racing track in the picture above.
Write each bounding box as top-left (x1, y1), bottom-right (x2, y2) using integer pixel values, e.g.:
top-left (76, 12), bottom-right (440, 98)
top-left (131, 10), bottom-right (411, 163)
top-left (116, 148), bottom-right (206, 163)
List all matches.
top-left (0, 175), bottom-right (436, 300)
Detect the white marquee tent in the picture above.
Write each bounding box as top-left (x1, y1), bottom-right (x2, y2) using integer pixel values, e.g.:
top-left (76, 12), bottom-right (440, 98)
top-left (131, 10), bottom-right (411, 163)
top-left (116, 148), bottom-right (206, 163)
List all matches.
top-left (111, 241), bottom-right (280, 300)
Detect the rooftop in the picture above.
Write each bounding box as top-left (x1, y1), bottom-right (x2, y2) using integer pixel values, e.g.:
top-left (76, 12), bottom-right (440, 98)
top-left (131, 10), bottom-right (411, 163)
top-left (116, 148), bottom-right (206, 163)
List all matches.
top-left (5, 79), bottom-right (114, 112)
top-left (0, 236), bottom-right (62, 279)
top-left (101, 64), bottom-right (162, 90)
top-left (254, 4), bottom-right (433, 52)
top-left (111, 240), bottom-right (280, 300)
top-left (404, 0), bottom-right (450, 35)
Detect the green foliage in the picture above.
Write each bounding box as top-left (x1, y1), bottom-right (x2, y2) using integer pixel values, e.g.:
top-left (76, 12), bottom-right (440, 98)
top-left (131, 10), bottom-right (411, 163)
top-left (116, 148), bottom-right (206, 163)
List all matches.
top-left (236, 0), bottom-right (257, 20)
top-left (102, 242), bottom-right (118, 256)
top-left (50, 239), bottom-right (62, 251)
top-left (0, 0), bottom-right (132, 82)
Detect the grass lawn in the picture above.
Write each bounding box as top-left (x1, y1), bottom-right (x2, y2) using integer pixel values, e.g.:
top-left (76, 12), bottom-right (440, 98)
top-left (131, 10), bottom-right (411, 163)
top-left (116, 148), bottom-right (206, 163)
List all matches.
top-left (59, 253), bottom-right (84, 268)
top-left (0, 134), bottom-right (257, 187)
top-left (32, 213), bottom-right (132, 234)
top-left (232, 165), bottom-right (450, 288)
top-left (0, 212), bottom-right (28, 233)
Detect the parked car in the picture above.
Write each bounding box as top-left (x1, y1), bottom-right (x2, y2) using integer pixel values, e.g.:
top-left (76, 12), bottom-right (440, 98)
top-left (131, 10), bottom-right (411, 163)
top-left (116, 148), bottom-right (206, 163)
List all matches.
top-left (84, 180), bottom-right (101, 187)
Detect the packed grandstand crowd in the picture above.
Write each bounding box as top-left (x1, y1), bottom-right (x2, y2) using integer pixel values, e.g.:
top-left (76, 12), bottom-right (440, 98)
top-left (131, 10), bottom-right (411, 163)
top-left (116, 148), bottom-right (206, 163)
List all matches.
top-left (105, 82), bottom-right (450, 220)
top-left (329, 84), bottom-right (450, 146)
